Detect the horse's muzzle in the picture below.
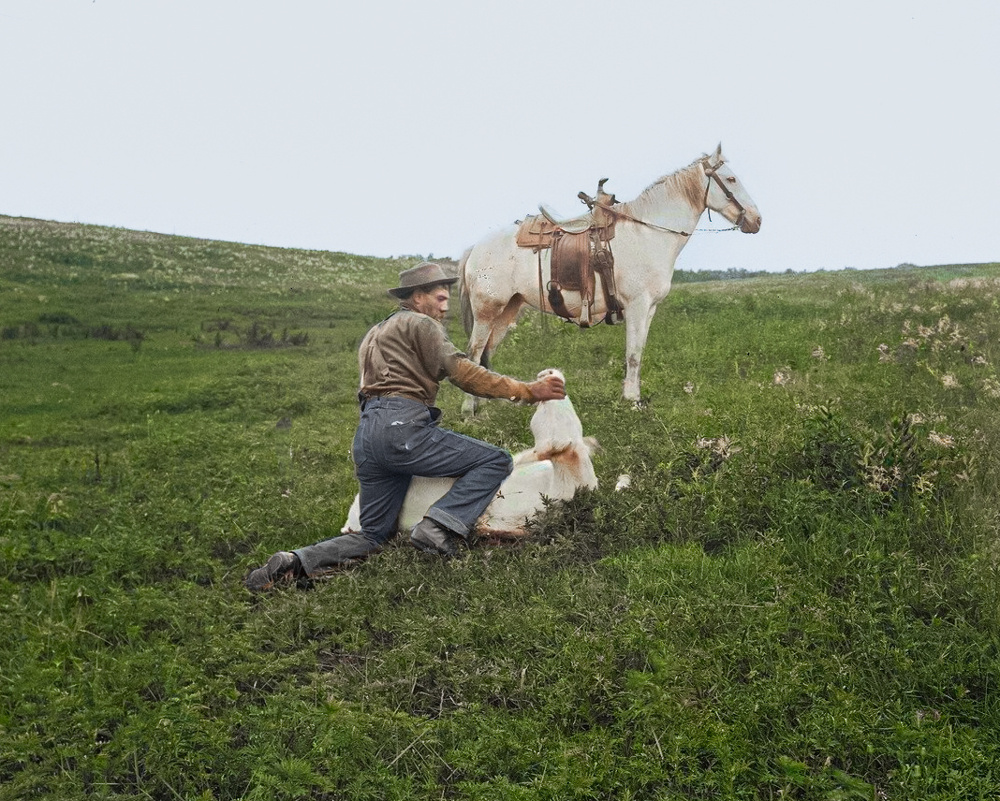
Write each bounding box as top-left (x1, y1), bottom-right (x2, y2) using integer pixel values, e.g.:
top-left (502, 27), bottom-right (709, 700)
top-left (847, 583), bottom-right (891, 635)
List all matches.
top-left (740, 213), bottom-right (762, 234)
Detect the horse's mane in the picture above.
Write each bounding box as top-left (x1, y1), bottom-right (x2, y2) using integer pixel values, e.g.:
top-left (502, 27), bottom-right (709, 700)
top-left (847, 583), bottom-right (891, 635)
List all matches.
top-left (621, 156), bottom-right (707, 217)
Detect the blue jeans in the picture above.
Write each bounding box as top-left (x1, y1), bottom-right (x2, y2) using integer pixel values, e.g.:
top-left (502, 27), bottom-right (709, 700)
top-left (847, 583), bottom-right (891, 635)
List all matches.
top-left (295, 397), bottom-right (513, 574)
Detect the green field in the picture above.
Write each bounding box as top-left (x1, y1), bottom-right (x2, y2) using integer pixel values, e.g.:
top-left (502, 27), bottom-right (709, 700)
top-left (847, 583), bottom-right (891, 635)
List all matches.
top-left (2, 214), bottom-right (1000, 799)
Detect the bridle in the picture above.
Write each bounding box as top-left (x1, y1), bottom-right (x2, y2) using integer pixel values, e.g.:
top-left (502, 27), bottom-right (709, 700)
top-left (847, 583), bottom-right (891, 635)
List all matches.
top-left (702, 158), bottom-right (746, 230)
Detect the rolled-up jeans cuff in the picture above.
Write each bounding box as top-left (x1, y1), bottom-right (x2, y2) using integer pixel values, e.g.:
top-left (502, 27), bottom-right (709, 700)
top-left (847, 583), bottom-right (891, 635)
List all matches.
top-left (426, 508), bottom-right (470, 538)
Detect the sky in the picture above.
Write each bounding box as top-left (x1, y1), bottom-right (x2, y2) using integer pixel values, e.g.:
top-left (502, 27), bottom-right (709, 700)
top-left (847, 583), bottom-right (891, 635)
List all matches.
top-left (1, 0), bottom-right (997, 273)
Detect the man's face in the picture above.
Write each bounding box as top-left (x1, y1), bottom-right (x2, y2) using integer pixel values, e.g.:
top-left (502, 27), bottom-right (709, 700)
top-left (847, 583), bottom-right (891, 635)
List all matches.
top-left (411, 286), bottom-right (450, 322)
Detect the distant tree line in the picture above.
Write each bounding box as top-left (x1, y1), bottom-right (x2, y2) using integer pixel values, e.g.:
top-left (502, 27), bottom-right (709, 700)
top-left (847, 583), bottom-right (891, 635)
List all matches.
top-left (673, 267), bottom-right (783, 283)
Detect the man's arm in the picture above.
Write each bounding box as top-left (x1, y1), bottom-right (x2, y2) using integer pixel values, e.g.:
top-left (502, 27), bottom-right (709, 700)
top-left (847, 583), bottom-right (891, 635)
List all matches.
top-left (448, 358), bottom-right (565, 403)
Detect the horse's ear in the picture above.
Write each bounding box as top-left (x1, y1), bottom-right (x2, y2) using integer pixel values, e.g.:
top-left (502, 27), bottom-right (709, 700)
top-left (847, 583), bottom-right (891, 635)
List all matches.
top-left (713, 142), bottom-right (723, 162)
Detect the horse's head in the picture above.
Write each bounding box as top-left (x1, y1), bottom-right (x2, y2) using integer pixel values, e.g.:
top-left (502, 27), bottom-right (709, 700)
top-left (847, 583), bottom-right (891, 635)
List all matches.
top-left (701, 143), bottom-right (762, 234)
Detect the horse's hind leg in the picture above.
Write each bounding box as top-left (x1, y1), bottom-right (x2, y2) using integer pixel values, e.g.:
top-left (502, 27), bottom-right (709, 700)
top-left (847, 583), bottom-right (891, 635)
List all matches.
top-left (461, 318), bottom-right (494, 416)
top-left (466, 319), bottom-right (492, 368)
top-left (461, 296), bottom-right (525, 416)
top-left (484, 296), bottom-right (527, 363)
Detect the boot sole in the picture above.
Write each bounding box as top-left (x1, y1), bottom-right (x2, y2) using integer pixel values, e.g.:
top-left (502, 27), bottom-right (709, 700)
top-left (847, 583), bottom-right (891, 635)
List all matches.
top-left (409, 535), bottom-right (456, 557)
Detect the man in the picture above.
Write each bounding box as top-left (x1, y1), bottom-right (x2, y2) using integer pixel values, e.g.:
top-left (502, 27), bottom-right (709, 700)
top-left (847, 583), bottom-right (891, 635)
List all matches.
top-left (245, 261), bottom-right (566, 592)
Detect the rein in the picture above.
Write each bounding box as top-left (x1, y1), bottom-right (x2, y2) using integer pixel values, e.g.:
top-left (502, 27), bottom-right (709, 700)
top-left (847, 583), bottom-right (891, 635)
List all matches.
top-left (600, 204), bottom-right (691, 237)
top-left (601, 158), bottom-right (745, 236)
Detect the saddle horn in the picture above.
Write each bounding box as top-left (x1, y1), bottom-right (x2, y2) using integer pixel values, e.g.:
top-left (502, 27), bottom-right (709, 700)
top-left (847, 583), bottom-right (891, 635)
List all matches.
top-left (595, 178), bottom-right (616, 206)
top-left (579, 178), bottom-right (616, 209)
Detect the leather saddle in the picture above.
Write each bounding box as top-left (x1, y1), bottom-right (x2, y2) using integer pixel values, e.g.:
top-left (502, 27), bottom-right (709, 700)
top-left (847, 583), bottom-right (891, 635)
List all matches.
top-left (515, 179), bottom-right (623, 327)
top-left (538, 203), bottom-right (593, 234)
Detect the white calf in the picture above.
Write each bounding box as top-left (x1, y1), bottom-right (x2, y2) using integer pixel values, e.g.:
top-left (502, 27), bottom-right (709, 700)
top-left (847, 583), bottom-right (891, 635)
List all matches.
top-left (341, 369), bottom-right (597, 536)
top-left (510, 368), bottom-right (598, 499)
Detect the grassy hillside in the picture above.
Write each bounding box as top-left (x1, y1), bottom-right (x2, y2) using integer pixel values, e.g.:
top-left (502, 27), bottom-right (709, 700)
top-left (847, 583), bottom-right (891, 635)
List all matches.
top-left (2, 214), bottom-right (1000, 800)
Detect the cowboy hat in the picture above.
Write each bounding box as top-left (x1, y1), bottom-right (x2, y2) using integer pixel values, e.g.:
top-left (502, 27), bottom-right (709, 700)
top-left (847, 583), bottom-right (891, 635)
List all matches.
top-left (387, 262), bottom-right (458, 298)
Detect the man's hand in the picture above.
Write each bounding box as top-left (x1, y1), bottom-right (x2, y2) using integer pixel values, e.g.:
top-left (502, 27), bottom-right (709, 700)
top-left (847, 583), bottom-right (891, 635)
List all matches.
top-left (528, 374), bottom-right (567, 402)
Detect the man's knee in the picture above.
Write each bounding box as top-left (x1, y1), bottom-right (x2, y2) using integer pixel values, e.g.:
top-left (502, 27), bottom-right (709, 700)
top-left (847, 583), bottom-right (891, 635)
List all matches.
top-left (469, 446), bottom-right (512, 492)
top-left (492, 448), bottom-right (514, 477)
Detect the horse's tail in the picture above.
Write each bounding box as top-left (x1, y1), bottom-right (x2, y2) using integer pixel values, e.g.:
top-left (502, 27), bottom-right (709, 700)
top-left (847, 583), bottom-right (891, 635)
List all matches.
top-left (458, 245), bottom-right (474, 337)
top-left (457, 245), bottom-right (491, 369)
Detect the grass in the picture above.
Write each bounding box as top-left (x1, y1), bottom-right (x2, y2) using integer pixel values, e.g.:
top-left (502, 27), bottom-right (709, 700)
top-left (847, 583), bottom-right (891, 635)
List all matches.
top-left (2, 213), bottom-right (1000, 799)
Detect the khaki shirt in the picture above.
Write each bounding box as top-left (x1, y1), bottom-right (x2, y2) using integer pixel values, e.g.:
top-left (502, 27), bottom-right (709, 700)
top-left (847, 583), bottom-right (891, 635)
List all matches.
top-left (358, 308), bottom-right (534, 406)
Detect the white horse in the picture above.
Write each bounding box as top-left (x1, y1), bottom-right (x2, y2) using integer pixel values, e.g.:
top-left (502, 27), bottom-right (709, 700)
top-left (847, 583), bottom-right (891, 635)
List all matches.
top-left (459, 144), bottom-right (761, 413)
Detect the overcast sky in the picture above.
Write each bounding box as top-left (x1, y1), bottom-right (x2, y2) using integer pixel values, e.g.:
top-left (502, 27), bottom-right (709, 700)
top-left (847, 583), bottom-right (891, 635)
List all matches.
top-left (1, 1), bottom-right (997, 273)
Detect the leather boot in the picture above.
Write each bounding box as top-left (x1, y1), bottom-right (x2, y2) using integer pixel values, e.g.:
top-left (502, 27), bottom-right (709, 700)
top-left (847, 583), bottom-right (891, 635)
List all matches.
top-left (409, 517), bottom-right (462, 557)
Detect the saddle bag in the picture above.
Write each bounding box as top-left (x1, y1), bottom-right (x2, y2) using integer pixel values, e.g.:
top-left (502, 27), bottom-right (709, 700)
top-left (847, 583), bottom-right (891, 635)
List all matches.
top-left (515, 214), bottom-right (556, 251)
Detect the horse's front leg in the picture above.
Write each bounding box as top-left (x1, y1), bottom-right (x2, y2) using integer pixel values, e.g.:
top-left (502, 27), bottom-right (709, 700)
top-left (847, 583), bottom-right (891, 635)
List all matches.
top-left (623, 299), bottom-right (657, 403)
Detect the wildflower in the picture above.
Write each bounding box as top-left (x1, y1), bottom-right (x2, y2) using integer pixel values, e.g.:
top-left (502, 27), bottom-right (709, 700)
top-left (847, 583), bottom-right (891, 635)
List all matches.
top-left (981, 378), bottom-right (1000, 398)
top-left (697, 436), bottom-right (740, 459)
top-left (877, 344), bottom-right (892, 363)
top-left (940, 374), bottom-right (960, 389)
top-left (864, 465), bottom-right (892, 493)
top-left (683, 381), bottom-right (695, 394)
top-left (972, 355), bottom-right (988, 366)
top-left (811, 345), bottom-right (827, 360)
top-left (773, 369), bottom-right (791, 386)
top-left (928, 431), bottom-right (955, 448)
top-left (715, 435), bottom-right (741, 457)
